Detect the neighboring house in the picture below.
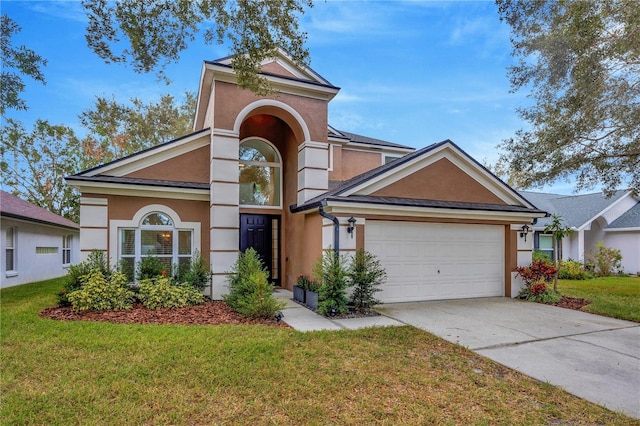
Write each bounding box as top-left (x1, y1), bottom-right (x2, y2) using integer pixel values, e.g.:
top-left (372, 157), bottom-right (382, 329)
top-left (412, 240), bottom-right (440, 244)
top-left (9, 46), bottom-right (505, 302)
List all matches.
top-left (67, 50), bottom-right (545, 302)
top-left (1, 190), bottom-right (80, 288)
top-left (520, 190), bottom-right (640, 274)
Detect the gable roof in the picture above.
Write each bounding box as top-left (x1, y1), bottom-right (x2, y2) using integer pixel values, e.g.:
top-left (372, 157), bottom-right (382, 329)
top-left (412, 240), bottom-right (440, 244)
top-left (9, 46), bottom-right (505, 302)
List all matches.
top-left (518, 190), bottom-right (633, 229)
top-left (0, 190), bottom-right (79, 230)
top-left (329, 129), bottom-right (413, 150)
top-left (292, 140), bottom-right (544, 219)
top-left (607, 202), bottom-right (640, 229)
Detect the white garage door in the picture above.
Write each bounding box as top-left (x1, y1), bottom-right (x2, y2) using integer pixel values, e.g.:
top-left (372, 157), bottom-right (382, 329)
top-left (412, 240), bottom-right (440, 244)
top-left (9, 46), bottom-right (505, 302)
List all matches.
top-left (366, 221), bottom-right (504, 303)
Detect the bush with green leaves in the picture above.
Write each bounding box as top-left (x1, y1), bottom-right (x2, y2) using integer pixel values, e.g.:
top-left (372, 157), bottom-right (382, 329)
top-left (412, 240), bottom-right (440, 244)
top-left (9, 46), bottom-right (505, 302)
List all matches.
top-left (517, 279), bottom-right (561, 303)
top-left (313, 250), bottom-right (350, 317)
top-left (532, 250), bottom-right (551, 263)
top-left (59, 250), bottom-right (111, 306)
top-left (136, 255), bottom-right (167, 280)
top-left (175, 250), bottom-right (211, 291)
top-left (224, 248), bottom-right (285, 319)
top-left (348, 249), bottom-right (386, 313)
top-left (66, 270), bottom-right (134, 312)
top-left (558, 260), bottom-right (591, 280)
top-left (137, 277), bottom-right (204, 309)
top-left (588, 241), bottom-right (623, 277)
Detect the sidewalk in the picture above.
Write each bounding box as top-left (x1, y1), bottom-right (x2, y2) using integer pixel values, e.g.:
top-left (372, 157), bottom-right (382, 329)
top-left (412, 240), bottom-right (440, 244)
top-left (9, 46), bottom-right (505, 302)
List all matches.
top-left (273, 289), bottom-right (403, 332)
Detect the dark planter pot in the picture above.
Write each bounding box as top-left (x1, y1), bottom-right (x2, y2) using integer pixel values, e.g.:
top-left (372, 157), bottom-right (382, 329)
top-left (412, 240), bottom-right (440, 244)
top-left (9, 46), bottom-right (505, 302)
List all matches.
top-left (293, 285), bottom-right (306, 303)
top-left (305, 289), bottom-right (319, 311)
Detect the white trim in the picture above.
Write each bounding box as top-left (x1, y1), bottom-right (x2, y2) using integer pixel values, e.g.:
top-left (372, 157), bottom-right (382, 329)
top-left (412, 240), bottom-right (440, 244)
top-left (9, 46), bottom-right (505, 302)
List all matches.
top-left (604, 227), bottom-right (640, 232)
top-left (69, 181), bottom-right (210, 201)
top-left (328, 144), bottom-right (335, 172)
top-left (80, 197), bottom-right (108, 206)
top-left (109, 204), bottom-right (201, 269)
top-left (238, 137), bottom-right (283, 209)
top-left (232, 99), bottom-right (312, 142)
top-left (298, 141), bottom-right (327, 151)
top-left (81, 130), bottom-right (211, 177)
top-left (212, 128), bottom-right (239, 138)
top-left (577, 191), bottom-right (634, 231)
top-left (382, 154), bottom-right (403, 165)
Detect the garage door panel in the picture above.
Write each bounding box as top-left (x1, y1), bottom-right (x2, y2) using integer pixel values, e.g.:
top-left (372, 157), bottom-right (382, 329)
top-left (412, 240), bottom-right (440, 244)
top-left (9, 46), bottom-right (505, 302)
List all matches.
top-left (366, 221), bottom-right (504, 302)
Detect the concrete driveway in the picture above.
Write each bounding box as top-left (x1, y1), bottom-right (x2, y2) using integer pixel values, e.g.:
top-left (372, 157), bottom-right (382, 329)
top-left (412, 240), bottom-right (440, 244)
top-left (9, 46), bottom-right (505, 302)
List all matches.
top-left (377, 297), bottom-right (640, 419)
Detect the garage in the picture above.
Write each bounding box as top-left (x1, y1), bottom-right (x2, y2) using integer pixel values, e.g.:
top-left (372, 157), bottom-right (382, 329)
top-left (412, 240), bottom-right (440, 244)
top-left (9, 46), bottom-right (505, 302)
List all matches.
top-left (366, 221), bottom-right (504, 303)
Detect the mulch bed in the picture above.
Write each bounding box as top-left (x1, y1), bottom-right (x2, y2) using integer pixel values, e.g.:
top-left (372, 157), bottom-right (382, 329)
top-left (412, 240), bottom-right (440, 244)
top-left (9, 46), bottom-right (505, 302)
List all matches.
top-left (548, 295), bottom-right (591, 311)
top-left (40, 300), bottom-right (291, 328)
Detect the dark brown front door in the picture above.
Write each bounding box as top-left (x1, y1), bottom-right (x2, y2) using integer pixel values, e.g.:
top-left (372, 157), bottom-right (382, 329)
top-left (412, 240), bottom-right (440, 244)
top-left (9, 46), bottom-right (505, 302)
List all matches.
top-left (239, 214), bottom-right (280, 285)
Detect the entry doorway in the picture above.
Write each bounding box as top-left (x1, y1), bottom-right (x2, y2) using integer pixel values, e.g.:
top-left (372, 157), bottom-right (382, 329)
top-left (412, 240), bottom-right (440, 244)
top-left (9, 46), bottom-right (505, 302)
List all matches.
top-left (239, 214), bottom-right (281, 285)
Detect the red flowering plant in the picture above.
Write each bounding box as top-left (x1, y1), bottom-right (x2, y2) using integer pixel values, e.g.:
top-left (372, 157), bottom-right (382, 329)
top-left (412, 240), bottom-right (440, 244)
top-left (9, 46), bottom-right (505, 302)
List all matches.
top-left (516, 260), bottom-right (561, 303)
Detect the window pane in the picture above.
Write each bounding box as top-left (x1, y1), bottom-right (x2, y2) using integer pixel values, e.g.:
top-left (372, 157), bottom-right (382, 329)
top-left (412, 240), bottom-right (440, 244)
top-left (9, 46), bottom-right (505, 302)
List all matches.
top-left (142, 212), bottom-right (173, 226)
top-left (121, 229), bottom-right (135, 255)
top-left (6, 249), bottom-right (14, 271)
top-left (239, 165), bottom-right (280, 206)
top-left (539, 235), bottom-right (553, 250)
top-left (178, 231), bottom-right (192, 255)
top-left (6, 227), bottom-right (14, 247)
top-left (239, 140), bottom-right (278, 163)
top-left (141, 230), bottom-right (172, 255)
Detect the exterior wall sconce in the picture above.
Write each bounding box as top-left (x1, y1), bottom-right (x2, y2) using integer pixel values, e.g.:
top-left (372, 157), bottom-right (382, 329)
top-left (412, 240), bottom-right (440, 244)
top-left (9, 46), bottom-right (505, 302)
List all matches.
top-left (520, 224), bottom-right (531, 241)
top-left (347, 216), bottom-right (357, 238)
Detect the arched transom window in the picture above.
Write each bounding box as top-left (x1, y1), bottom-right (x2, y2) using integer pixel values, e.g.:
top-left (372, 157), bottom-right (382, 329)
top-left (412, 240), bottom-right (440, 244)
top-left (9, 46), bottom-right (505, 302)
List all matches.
top-left (239, 138), bottom-right (281, 207)
top-left (119, 212), bottom-right (193, 277)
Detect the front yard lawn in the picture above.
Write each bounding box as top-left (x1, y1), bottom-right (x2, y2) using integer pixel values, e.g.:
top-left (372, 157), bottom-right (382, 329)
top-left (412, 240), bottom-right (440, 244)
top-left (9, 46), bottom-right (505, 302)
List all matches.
top-left (2, 278), bottom-right (637, 425)
top-left (558, 276), bottom-right (640, 322)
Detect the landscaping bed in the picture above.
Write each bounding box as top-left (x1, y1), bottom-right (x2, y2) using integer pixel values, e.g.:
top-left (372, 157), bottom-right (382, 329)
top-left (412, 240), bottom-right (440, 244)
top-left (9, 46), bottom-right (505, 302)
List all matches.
top-left (40, 300), bottom-right (290, 328)
top-left (549, 295), bottom-right (591, 311)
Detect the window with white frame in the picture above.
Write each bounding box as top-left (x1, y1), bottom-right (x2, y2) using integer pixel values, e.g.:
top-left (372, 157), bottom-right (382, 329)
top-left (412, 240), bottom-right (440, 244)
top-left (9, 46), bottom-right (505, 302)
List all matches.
top-left (119, 212), bottom-right (193, 278)
top-left (62, 234), bottom-right (72, 265)
top-left (6, 227), bottom-right (16, 273)
top-left (239, 138), bottom-right (282, 206)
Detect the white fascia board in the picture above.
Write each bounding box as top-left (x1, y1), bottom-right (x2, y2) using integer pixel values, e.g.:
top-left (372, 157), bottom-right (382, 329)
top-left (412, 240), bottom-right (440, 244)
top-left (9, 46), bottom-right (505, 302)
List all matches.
top-left (1, 215), bottom-right (80, 232)
top-left (205, 63), bottom-right (339, 101)
top-left (69, 181), bottom-right (210, 202)
top-left (194, 63), bottom-right (213, 131)
top-left (82, 130), bottom-right (211, 178)
top-left (321, 201), bottom-right (547, 223)
top-left (603, 227), bottom-right (640, 232)
top-left (577, 191), bottom-right (633, 231)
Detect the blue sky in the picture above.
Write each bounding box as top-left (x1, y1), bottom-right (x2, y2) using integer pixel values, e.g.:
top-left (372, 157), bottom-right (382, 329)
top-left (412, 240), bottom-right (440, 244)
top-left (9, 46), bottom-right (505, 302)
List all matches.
top-left (2, 1), bottom-right (575, 194)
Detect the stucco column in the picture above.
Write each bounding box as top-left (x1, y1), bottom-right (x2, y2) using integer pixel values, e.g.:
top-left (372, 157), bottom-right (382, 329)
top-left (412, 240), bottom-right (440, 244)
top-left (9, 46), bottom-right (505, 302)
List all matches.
top-left (210, 129), bottom-right (240, 299)
top-left (79, 197), bottom-right (108, 262)
top-left (577, 229), bottom-right (585, 262)
top-left (512, 224), bottom-right (534, 298)
top-left (297, 141), bottom-right (329, 205)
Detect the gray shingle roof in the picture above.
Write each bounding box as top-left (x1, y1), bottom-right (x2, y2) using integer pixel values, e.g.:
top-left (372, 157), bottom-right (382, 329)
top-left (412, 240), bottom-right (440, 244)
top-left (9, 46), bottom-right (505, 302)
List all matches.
top-left (518, 190), bottom-right (632, 229)
top-left (0, 190), bottom-right (79, 230)
top-left (334, 130), bottom-right (413, 150)
top-left (607, 202), bottom-right (640, 229)
top-left (66, 175), bottom-right (209, 190)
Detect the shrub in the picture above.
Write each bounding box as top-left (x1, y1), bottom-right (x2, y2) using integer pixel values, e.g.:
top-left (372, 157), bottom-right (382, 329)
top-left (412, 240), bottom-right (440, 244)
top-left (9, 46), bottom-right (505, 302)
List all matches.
top-left (516, 259), bottom-right (557, 286)
top-left (136, 255), bottom-right (166, 280)
top-left (59, 250), bottom-right (111, 306)
top-left (517, 279), bottom-right (561, 303)
top-left (67, 270), bottom-right (134, 312)
top-left (138, 277), bottom-right (204, 309)
top-left (296, 274), bottom-right (312, 290)
top-left (313, 250), bottom-right (350, 317)
top-left (532, 250), bottom-right (551, 263)
top-left (348, 249), bottom-right (386, 313)
top-left (558, 260), bottom-right (590, 280)
top-left (175, 250), bottom-right (211, 291)
top-left (224, 248), bottom-right (284, 319)
top-left (588, 241), bottom-right (623, 277)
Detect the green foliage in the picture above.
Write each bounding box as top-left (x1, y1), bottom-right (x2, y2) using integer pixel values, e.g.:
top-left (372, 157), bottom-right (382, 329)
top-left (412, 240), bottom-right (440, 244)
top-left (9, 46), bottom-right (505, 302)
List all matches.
top-left (518, 280), bottom-right (562, 304)
top-left (532, 250), bottom-right (551, 263)
top-left (313, 250), bottom-right (350, 317)
top-left (66, 270), bottom-right (134, 312)
top-left (0, 14), bottom-right (47, 115)
top-left (588, 241), bottom-right (623, 277)
top-left (59, 250), bottom-right (111, 306)
top-left (296, 274), bottom-right (319, 291)
top-left (515, 259), bottom-right (557, 286)
top-left (175, 250), bottom-right (211, 291)
top-left (224, 248), bottom-right (284, 319)
top-left (496, 0), bottom-right (639, 194)
top-left (136, 255), bottom-right (166, 280)
top-left (137, 277), bottom-right (204, 309)
top-left (558, 260), bottom-right (591, 280)
top-left (82, 0), bottom-right (312, 94)
top-left (348, 249), bottom-right (386, 313)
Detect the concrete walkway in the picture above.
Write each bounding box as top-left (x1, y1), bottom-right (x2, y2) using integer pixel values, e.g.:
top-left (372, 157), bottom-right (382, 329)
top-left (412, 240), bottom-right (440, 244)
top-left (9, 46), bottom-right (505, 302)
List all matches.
top-left (274, 289), bottom-right (403, 331)
top-left (377, 297), bottom-right (640, 419)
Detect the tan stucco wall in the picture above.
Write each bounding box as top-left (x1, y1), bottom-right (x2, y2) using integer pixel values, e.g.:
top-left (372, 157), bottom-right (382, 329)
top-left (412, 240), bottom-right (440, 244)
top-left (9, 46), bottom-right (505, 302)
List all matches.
top-left (213, 81), bottom-right (329, 142)
top-left (126, 146), bottom-right (210, 183)
top-left (102, 194), bottom-right (210, 263)
top-left (335, 149), bottom-right (382, 181)
top-left (371, 158), bottom-right (507, 205)
top-left (260, 62), bottom-right (297, 78)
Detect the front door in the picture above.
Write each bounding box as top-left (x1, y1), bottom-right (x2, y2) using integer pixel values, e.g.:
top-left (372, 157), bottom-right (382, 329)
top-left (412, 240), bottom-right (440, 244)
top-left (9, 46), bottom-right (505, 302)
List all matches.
top-left (239, 214), bottom-right (280, 285)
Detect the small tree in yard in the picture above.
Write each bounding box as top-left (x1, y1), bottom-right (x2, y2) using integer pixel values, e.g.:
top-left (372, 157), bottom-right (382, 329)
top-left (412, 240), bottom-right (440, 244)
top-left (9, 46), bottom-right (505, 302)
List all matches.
top-left (313, 249), bottom-right (349, 317)
top-left (348, 249), bottom-right (386, 314)
top-left (544, 214), bottom-right (573, 292)
top-left (589, 241), bottom-right (623, 277)
top-left (224, 248), bottom-right (284, 319)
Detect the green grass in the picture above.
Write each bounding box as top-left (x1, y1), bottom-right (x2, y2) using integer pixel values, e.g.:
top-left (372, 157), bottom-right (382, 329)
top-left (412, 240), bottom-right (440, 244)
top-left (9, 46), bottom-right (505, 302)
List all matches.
top-left (558, 276), bottom-right (640, 322)
top-left (2, 278), bottom-right (638, 425)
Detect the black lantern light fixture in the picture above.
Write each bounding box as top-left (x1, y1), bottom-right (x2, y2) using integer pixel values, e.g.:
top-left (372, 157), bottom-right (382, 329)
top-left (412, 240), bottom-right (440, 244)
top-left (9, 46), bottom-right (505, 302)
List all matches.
top-left (347, 216), bottom-right (357, 238)
top-left (520, 224), bottom-right (531, 241)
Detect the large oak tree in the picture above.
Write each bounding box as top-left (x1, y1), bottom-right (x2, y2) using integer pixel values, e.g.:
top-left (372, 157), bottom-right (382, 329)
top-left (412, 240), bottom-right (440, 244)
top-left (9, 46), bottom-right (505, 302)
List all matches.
top-left (496, 0), bottom-right (639, 195)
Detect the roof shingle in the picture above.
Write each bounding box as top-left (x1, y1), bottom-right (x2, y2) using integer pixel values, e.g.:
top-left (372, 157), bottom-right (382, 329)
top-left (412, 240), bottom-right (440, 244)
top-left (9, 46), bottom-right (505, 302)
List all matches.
top-left (0, 190), bottom-right (79, 230)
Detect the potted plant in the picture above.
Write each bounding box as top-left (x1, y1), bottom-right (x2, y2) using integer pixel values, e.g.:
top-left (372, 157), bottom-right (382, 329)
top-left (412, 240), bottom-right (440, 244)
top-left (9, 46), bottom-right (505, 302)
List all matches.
top-left (305, 279), bottom-right (321, 311)
top-left (293, 274), bottom-right (308, 304)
